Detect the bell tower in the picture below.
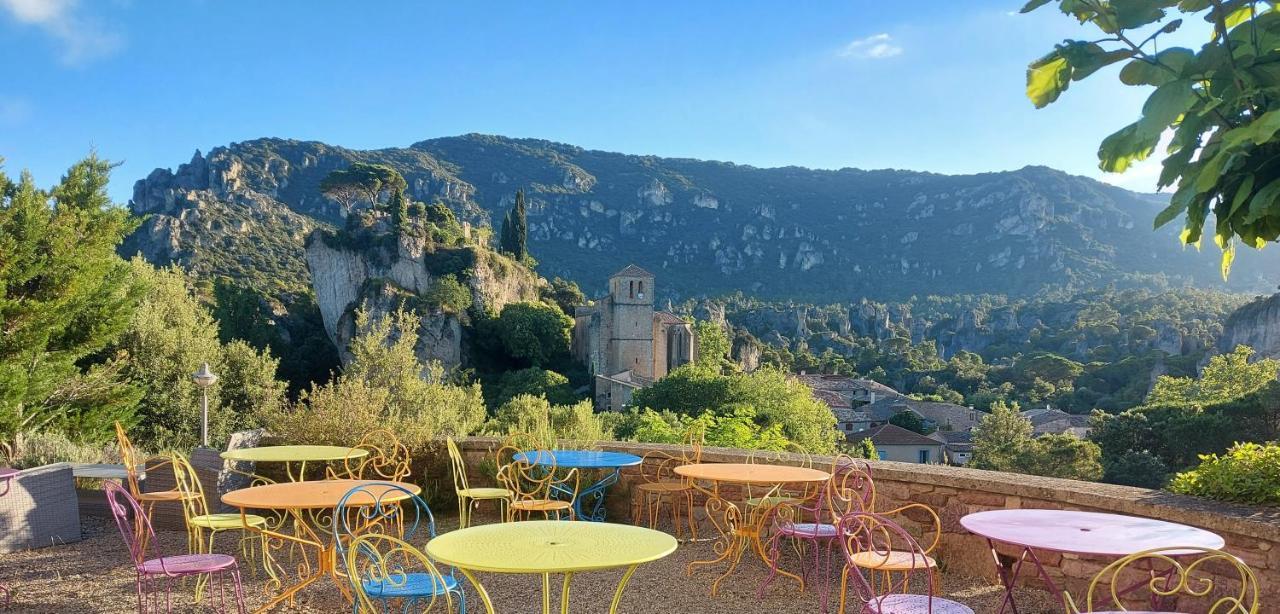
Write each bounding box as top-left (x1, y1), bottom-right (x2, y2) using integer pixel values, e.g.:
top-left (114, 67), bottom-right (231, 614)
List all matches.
top-left (607, 264), bottom-right (655, 379)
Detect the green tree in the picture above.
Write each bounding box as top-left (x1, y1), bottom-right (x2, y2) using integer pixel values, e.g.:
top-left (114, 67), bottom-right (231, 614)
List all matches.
top-left (693, 320), bottom-right (734, 373)
top-left (1147, 345), bottom-right (1279, 405)
top-left (1017, 433), bottom-right (1104, 481)
top-left (320, 162), bottom-right (406, 214)
top-left (389, 186), bottom-right (410, 236)
top-left (489, 302), bottom-right (573, 367)
top-left (1103, 449), bottom-right (1169, 489)
top-left (261, 308), bottom-right (485, 450)
top-left (1022, 1), bottom-right (1280, 275)
top-left (485, 394), bottom-right (611, 447)
top-left (499, 189), bottom-right (529, 260)
top-left (889, 411), bottom-right (934, 435)
top-left (423, 274), bottom-right (473, 314)
top-left (1169, 442), bottom-right (1280, 505)
top-left (486, 367), bottom-right (580, 410)
top-left (0, 156), bottom-right (145, 444)
top-left (114, 259), bottom-right (285, 450)
top-left (541, 277), bottom-right (586, 315)
top-left (970, 401), bottom-right (1033, 472)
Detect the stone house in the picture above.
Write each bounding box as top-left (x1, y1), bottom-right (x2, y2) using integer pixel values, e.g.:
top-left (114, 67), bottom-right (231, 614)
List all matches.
top-left (1021, 407), bottom-right (1092, 438)
top-left (572, 265), bottom-right (696, 411)
top-left (853, 424), bottom-right (945, 464)
top-left (794, 374), bottom-right (903, 437)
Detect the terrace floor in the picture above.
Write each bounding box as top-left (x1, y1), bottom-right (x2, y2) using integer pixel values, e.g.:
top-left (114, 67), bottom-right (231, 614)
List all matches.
top-left (1, 512), bottom-right (1063, 613)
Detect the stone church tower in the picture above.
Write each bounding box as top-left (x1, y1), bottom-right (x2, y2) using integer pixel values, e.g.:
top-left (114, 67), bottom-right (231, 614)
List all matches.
top-left (571, 264), bottom-right (696, 410)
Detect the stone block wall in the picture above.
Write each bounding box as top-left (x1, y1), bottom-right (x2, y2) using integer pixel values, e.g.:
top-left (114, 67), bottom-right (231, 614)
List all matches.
top-left (456, 437), bottom-right (1280, 607)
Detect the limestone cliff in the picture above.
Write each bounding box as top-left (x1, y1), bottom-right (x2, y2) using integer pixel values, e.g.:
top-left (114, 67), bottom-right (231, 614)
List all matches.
top-left (304, 230), bottom-right (543, 369)
top-left (1218, 292), bottom-right (1280, 359)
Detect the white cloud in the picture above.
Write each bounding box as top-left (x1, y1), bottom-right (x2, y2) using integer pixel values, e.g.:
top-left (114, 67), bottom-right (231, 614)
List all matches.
top-left (0, 0), bottom-right (122, 65)
top-left (839, 33), bottom-right (903, 60)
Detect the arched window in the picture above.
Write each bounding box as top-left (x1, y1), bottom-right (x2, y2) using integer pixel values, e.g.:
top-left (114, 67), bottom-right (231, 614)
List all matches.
top-left (638, 281), bottom-right (645, 297)
top-left (629, 280), bottom-right (635, 298)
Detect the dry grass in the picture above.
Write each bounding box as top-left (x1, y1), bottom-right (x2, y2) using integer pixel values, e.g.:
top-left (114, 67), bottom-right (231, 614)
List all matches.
top-left (0, 513), bottom-right (1062, 613)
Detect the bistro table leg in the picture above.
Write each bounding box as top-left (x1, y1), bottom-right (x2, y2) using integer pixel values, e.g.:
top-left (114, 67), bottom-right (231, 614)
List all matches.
top-left (985, 540), bottom-right (1070, 614)
top-left (609, 564), bottom-right (640, 614)
top-left (453, 567), bottom-right (496, 614)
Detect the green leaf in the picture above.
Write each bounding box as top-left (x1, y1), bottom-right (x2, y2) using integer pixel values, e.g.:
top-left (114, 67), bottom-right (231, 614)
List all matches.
top-left (1224, 4), bottom-right (1254, 29)
top-left (1243, 178), bottom-right (1280, 223)
top-left (1019, 0), bottom-right (1054, 13)
top-left (1112, 0), bottom-right (1166, 29)
top-left (1140, 79), bottom-right (1196, 131)
top-left (1229, 174), bottom-right (1256, 216)
top-left (1027, 52), bottom-right (1072, 108)
top-left (1154, 188), bottom-right (1191, 229)
top-left (1178, 0), bottom-right (1211, 11)
top-left (1098, 122), bottom-right (1161, 172)
top-left (1119, 48), bottom-right (1193, 86)
top-left (1195, 150), bottom-right (1234, 193)
top-left (1059, 42), bottom-right (1132, 81)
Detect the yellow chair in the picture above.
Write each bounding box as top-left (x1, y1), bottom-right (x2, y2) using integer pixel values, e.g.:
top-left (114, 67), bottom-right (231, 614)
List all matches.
top-left (170, 454), bottom-right (269, 569)
top-left (114, 422), bottom-right (197, 518)
top-left (631, 430), bottom-right (702, 540)
top-left (446, 437), bottom-right (511, 528)
top-left (746, 442), bottom-right (815, 510)
top-left (329, 428), bottom-right (412, 483)
top-left (496, 445), bottom-right (579, 522)
top-left (1065, 546), bottom-right (1261, 613)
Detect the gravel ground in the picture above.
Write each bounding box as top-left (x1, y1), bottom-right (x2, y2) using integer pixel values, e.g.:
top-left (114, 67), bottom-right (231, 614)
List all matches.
top-left (1, 513), bottom-right (1062, 613)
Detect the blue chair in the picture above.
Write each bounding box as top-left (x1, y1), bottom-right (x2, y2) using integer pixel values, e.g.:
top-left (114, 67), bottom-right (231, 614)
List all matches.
top-left (334, 483), bottom-right (465, 613)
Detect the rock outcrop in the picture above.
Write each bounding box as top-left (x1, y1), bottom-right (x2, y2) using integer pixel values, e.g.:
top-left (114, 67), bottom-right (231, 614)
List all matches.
top-left (1219, 292), bottom-right (1280, 359)
top-left (305, 231), bottom-right (543, 369)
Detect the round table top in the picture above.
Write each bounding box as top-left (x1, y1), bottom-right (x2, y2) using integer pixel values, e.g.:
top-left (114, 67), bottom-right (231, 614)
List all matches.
top-left (426, 520), bottom-right (676, 574)
top-left (513, 450), bottom-right (643, 469)
top-left (220, 445), bottom-right (369, 463)
top-left (960, 509), bottom-right (1225, 557)
top-left (221, 479), bottom-right (419, 510)
top-left (674, 462), bottom-right (831, 484)
top-left (0, 468), bottom-right (18, 480)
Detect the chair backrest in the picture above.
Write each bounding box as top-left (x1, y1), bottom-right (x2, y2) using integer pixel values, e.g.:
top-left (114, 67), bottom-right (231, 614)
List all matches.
top-left (335, 429), bottom-right (412, 483)
top-left (496, 448), bottom-right (579, 506)
top-left (445, 437), bottom-right (470, 494)
top-left (333, 482), bottom-right (438, 552)
top-left (169, 453), bottom-right (212, 524)
top-left (639, 429), bottom-right (704, 484)
top-left (114, 422), bottom-right (144, 497)
top-left (344, 533), bottom-right (453, 613)
top-left (1065, 546), bottom-right (1261, 613)
top-left (104, 481), bottom-right (162, 571)
top-left (838, 511), bottom-right (938, 607)
top-left (747, 442), bottom-right (813, 499)
top-left (830, 454), bottom-right (876, 514)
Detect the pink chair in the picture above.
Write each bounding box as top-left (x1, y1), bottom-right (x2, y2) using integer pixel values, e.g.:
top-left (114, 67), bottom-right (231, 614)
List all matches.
top-left (757, 455), bottom-right (875, 613)
top-left (103, 481), bottom-right (246, 613)
top-left (837, 511), bottom-right (972, 614)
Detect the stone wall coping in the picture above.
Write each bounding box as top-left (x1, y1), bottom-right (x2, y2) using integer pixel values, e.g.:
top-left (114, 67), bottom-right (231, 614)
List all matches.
top-left (456, 437), bottom-right (1280, 541)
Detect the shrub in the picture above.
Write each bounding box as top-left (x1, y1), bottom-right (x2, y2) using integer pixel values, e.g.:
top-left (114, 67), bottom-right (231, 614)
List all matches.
top-left (1102, 449), bottom-right (1169, 489)
top-left (422, 274), bottom-right (473, 314)
top-left (485, 367), bottom-right (580, 410)
top-left (10, 430), bottom-right (117, 469)
top-left (1169, 442), bottom-right (1280, 506)
top-left (483, 394), bottom-right (611, 448)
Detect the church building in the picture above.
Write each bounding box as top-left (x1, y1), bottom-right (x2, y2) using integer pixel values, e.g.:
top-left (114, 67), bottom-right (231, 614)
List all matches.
top-left (571, 265), bottom-right (697, 411)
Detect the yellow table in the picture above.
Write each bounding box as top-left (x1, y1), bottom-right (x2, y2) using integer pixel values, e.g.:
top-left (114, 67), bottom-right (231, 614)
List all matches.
top-left (221, 445), bottom-right (368, 482)
top-left (222, 479), bottom-right (419, 612)
top-left (426, 520), bottom-right (677, 614)
top-left (674, 462), bottom-right (831, 596)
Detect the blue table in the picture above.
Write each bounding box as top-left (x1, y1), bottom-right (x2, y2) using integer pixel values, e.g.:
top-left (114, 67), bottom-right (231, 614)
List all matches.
top-left (512, 450), bottom-right (642, 522)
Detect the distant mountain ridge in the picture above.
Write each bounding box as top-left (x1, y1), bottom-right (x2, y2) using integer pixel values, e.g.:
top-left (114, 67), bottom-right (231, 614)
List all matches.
top-left (125, 134), bottom-right (1280, 303)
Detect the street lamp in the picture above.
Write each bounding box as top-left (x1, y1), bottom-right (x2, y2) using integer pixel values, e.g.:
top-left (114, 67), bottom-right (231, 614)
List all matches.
top-left (192, 362), bottom-right (218, 448)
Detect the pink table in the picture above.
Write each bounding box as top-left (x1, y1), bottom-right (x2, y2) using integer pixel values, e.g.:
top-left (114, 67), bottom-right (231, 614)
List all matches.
top-left (0, 467), bottom-right (18, 607)
top-left (961, 509), bottom-right (1225, 613)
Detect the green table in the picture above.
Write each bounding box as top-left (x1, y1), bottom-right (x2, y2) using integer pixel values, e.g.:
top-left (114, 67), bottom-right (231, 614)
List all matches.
top-left (221, 445), bottom-right (368, 482)
top-left (427, 520), bottom-right (677, 614)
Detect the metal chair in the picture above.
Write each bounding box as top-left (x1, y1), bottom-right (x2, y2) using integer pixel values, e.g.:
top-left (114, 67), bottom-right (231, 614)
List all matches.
top-left (631, 430), bottom-right (702, 540)
top-left (745, 442), bottom-right (815, 509)
top-left (330, 428), bottom-right (413, 483)
top-left (334, 482), bottom-right (464, 613)
top-left (757, 455), bottom-right (874, 612)
top-left (345, 533), bottom-right (458, 613)
top-left (169, 454), bottom-right (269, 579)
top-left (446, 437), bottom-right (510, 528)
top-left (496, 446), bottom-right (579, 521)
top-left (1064, 546), bottom-right (1261, 613)
top-left (114, 422), bottom-right (197, 518)
top-left (837, 511), bottom-right (972, 614)
top-left (104, 481), bottom-right (246, 614)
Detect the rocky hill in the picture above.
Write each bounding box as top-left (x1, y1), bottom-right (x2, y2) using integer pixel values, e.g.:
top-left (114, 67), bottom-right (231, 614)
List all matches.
top-left (126, 134), bottom-right (1280, 306)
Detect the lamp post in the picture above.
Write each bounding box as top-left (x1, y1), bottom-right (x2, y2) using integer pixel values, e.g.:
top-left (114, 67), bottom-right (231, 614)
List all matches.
top-left (192, 362), bottom-right (218, 448)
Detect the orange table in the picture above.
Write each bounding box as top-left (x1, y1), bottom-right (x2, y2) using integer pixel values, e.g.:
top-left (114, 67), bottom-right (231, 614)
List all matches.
top-left (222, 479), bottom-right (420, 612)
top-left (675, 463), bottom-right (830, 595)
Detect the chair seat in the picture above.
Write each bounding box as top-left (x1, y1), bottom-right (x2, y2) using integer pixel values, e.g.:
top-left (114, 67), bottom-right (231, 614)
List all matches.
top-left (511, 499), bottom-right (572, 512)
top-left (866, 594), bottom-right (974, 614)
top-left (190, 513), bottom-right (268, 530)
top-left (459, 487), bottom-right (512, 500)
top-left (140, 553), bottom-right (238, 576)
top-left (778, 522), bottom-right (839, 538)
top-left (848, 550), bottom-right (937, 571)
top-left (636, 481), bottom-right (690, 493)
top-left (363, 572), bottom-right (459, 598)
top-left (137, 489), bottom-right (196, 503)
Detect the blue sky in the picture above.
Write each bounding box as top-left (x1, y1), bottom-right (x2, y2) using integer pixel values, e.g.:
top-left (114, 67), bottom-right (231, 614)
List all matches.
top-left (0, 1), bottom-right (1201, 203)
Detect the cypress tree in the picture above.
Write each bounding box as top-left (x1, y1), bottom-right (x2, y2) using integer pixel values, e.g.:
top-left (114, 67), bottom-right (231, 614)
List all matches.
top-left (513, 188), bottom-right (528, 260)
top-left (390, 186), bottom-right (409, 237)
top-left (499, 208), bottom-right (514, 255)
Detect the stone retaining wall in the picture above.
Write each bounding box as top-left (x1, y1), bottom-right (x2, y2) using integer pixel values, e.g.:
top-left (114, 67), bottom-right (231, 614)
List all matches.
top-left (456, 437), bottom-right (1280, 606)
